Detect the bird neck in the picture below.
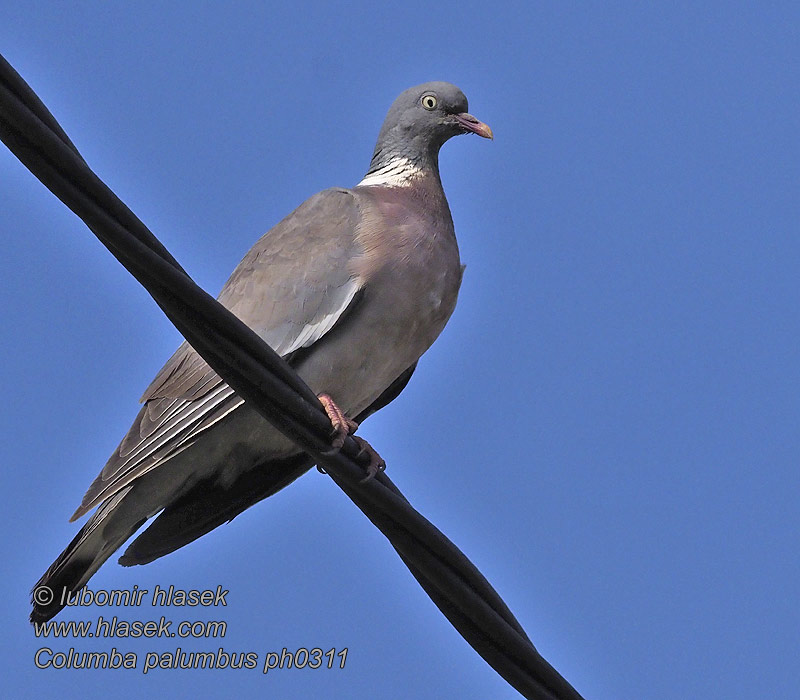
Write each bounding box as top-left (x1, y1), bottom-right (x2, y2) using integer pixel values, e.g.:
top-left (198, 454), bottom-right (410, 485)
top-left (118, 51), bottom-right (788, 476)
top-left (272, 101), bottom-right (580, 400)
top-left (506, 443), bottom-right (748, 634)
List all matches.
top-left (359, 142), bottom-right (441, 189)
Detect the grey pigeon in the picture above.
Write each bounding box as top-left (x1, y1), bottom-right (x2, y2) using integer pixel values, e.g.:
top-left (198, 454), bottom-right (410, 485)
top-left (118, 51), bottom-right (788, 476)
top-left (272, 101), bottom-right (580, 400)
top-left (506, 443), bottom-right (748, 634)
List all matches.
top-left (31, 81), bottom-right (492, 623)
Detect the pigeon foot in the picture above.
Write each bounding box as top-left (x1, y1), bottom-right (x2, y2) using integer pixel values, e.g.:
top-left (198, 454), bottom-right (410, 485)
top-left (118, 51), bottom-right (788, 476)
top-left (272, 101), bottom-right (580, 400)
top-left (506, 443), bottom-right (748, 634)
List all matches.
top-left (317, 393), bottom-right (385, 481)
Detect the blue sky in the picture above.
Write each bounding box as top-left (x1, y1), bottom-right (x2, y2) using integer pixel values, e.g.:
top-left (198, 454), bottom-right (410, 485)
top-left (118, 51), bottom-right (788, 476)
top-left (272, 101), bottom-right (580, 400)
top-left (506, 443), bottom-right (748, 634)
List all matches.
top-left (1, 2), bottom-right (798, 698)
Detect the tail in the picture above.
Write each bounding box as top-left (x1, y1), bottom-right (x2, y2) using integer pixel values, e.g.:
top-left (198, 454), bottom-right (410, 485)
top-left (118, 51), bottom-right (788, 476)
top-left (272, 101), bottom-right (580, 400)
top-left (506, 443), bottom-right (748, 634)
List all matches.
top-left (31, 486), bottom-right (143, 623)
top-left (31, 363), bottom-right (419, 622)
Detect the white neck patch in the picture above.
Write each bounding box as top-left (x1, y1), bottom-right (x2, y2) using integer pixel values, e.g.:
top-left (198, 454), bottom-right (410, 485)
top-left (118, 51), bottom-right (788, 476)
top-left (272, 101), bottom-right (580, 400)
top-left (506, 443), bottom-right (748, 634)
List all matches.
top-left (357, 156), bottom-right (425, 187)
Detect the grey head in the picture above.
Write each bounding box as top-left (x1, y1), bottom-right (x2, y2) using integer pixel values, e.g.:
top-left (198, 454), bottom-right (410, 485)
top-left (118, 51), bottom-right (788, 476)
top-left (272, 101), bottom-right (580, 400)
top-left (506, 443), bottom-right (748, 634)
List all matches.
top-left (363, 81), bottom-right (492, 182)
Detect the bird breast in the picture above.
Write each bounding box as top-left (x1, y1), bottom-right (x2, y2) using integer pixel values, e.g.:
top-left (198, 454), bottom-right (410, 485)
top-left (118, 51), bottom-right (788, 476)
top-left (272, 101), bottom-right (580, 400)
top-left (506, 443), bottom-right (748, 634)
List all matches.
top-left (294, 184), bottom-right (463, 417)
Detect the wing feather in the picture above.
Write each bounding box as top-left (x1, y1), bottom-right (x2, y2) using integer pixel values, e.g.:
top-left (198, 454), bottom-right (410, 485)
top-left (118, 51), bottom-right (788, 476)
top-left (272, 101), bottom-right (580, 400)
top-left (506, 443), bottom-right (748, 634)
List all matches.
top-left (117, 363), bottom-right (418, 565)
top-left (71, 188), bottom-right (365, 521)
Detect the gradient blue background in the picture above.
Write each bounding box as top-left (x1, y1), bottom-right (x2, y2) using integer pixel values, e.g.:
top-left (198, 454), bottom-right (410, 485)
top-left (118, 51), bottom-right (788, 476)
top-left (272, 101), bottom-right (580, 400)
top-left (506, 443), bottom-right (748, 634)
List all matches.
top-left (1, 3), bottom-right (798, 698)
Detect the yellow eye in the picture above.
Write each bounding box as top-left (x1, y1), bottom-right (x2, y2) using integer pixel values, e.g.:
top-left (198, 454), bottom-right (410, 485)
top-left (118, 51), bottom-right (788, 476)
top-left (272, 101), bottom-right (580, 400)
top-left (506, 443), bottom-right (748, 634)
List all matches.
top-left (421, 94), bottom-right (438, 110)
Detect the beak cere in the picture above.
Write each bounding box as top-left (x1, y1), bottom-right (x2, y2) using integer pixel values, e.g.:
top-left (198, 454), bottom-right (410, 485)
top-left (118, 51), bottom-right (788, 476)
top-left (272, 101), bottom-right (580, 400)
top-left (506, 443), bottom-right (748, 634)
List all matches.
top-left (454, 112), bottom-right (494, 139)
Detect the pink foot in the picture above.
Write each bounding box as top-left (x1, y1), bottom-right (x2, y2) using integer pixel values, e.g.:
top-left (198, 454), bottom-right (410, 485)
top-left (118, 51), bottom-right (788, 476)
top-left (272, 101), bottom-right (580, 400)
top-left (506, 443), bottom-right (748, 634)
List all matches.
top-left (317, 393), bottom-right (385, 481)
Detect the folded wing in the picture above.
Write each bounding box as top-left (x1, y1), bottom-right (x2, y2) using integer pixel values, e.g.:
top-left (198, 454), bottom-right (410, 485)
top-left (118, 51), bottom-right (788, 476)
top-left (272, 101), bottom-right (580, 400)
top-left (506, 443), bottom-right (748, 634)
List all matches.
top-left (71, 188), bottom-right (365, 521)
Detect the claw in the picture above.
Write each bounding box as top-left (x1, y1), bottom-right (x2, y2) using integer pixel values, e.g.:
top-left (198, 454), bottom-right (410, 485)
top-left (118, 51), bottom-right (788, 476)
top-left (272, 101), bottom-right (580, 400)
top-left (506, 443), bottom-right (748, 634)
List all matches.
top-left (353, 435), bottom-right (386, 482)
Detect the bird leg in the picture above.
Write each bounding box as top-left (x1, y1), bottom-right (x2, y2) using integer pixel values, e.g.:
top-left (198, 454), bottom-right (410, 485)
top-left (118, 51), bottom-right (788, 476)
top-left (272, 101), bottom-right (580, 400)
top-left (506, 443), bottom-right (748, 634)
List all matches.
top-left (317, 393), bottom-right (385, 481)
top-left (318, 393), bottom-right (359, 449)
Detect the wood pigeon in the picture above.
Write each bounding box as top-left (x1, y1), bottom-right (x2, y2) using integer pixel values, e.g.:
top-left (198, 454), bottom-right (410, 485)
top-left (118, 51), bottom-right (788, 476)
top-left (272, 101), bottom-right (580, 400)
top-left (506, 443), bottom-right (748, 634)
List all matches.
top-left (31, 81), bottom-right (492, 623)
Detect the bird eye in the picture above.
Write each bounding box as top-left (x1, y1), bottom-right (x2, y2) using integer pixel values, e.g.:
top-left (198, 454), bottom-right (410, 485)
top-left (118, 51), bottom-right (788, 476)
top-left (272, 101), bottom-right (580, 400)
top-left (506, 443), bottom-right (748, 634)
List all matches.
top-left (421, 94), bottom-right (438, 111)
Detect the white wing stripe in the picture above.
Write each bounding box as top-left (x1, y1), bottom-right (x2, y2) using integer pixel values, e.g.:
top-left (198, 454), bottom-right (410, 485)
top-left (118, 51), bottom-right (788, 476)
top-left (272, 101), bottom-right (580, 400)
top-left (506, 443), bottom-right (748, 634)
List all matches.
top-left (281, 282), bottom-right (359, 355)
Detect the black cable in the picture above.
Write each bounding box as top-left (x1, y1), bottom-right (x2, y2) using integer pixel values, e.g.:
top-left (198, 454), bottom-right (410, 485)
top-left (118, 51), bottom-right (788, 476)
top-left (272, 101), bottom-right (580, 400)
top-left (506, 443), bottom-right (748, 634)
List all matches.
top-left (0, 52), bottom-right (584, 700)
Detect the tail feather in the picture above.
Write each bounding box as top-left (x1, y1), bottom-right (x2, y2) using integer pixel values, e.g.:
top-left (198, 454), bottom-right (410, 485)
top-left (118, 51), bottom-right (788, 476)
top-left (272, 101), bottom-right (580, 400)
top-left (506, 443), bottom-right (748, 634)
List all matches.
top-left (31, 487), bottom-right (142, 623)
top-left (32, 363), bottom-right (419, 622)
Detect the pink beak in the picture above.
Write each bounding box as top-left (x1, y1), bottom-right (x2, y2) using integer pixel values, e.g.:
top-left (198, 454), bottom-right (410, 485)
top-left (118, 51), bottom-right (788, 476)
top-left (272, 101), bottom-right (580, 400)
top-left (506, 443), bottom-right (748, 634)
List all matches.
top-left (454, 112), bottom-right (494, 139)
